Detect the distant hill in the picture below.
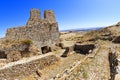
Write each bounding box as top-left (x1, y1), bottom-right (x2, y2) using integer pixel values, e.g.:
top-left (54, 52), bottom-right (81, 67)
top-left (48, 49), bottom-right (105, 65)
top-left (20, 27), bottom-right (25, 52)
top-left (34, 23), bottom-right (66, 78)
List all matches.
top-left (60, 27), bottom-right (103, 32)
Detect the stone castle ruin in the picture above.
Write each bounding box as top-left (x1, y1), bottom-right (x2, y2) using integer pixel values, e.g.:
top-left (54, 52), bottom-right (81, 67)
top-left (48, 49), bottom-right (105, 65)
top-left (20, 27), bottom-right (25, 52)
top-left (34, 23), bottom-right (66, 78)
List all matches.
top-left (0, 9), bottom-right (61, 79)
top-left (0, 9), bottom-right (60, 62)
top-left (6, 9), bottom-right (59, 53)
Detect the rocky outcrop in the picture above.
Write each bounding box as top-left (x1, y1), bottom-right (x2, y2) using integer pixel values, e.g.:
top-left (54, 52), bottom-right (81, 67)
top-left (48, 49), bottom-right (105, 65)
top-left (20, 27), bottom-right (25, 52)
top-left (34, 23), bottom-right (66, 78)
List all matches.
top-left (115, 22), bottom-right (120, 26)
top-left (83, 27), bottom-right (115, 42)
top-left (0, 40), bottom-right (40, 62)
top-left (112, 36), bottom-right (120, 43)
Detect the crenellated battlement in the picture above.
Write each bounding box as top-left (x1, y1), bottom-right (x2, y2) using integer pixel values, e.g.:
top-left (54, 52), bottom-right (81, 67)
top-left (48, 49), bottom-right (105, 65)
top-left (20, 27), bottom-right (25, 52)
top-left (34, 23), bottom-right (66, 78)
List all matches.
top-left (26, 9), bottom-right (56, 26)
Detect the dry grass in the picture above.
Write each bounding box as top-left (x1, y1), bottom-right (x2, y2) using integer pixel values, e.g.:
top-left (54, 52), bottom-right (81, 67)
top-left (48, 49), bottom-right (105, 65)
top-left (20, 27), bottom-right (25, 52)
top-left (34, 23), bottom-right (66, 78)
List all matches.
top-left (64, 41), bottom-right (111, 80)
top-left (21, 73), bottom-right (37, 80)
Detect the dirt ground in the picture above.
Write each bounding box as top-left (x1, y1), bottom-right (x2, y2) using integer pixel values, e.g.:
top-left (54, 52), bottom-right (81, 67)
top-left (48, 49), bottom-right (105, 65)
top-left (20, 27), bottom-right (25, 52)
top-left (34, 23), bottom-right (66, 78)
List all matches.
top-left (22, 32), bottom-right (111, 80)
top-left (2, 31), bottom-right (119, 80)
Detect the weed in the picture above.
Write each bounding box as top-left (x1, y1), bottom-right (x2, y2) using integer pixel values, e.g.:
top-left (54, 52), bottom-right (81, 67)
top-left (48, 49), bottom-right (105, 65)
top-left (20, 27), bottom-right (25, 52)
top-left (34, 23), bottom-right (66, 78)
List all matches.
top-left (82, 67), bottom-right (89, 78)
top-left (21, 39), bottom-right (33, 45)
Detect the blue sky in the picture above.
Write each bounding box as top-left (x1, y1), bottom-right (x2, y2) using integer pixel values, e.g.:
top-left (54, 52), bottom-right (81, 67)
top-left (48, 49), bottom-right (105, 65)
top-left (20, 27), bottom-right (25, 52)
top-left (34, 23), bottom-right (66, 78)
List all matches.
top-left (0, 0), bottom-right (120, 37)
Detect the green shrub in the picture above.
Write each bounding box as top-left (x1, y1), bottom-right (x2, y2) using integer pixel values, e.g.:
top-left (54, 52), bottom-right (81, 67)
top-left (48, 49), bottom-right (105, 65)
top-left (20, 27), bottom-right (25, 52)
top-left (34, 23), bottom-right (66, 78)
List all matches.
top-left (21, 39), bottom-right (33, 45)
top-left (83, 69), bottom-right (88, 78)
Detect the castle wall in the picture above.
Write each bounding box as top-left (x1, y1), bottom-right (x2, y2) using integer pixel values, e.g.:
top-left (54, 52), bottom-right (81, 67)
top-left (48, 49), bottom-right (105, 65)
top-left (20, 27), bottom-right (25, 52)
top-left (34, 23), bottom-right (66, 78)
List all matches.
top-left (6, 23), bottom-right (59, 48)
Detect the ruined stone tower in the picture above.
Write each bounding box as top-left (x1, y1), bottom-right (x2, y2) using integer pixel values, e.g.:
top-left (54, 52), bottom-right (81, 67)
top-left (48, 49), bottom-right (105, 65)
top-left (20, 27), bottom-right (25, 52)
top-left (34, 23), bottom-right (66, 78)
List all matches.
top-left (6, 9), bottom-right (59, 50)
top-left (27, 9), bottom-right (41, 26)
top-left (44, 10), bottom-right (56, 23)
top-left (30, 9), bottom-right (41, 20)
top-left (27, 9), bottom-right (56, 26)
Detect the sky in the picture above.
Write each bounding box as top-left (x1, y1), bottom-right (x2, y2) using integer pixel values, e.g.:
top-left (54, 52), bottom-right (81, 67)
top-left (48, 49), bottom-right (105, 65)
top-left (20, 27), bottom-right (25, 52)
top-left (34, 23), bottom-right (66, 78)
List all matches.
top-left (0, 0), bottom-right (120, 37)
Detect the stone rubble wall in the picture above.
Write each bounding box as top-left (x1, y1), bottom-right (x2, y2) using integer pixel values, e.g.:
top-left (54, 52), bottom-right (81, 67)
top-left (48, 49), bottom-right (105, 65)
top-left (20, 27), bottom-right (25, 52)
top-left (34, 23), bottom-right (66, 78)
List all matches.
top-left (74, 43), bottom-right (95, 54)
top-left (0, 55), bottom-right (59, 80)
top-left (6, 23), bottom-right (59, 48)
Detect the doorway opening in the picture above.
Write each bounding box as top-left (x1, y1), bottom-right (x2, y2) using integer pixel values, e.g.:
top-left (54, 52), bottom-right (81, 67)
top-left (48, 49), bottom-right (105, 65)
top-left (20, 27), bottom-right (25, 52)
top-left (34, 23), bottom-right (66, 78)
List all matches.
top-left (41, 46), bottom-right (50, 54)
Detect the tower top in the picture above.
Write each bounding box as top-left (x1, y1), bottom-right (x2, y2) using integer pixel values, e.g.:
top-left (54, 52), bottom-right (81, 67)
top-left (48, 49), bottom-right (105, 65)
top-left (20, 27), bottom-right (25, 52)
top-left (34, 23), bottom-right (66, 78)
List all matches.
top-left (44, 10), bottom-right (56, 23)
top-left (30, 9), bottom-right (41, 20)
top-left (27, 9), bottom-right (56, 26)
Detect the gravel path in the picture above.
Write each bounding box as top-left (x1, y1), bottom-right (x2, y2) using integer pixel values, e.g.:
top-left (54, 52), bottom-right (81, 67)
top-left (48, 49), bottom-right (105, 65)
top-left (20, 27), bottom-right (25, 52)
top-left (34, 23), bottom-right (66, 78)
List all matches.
top-left (0, 51), bottom-right (54, 70)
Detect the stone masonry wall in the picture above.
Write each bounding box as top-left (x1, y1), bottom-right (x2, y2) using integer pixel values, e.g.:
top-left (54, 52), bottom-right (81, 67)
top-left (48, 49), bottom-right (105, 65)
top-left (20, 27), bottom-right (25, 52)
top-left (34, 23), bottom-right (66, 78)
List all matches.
top-left (0, 55), bottom-right (59, 80)
top-left (44, 10), bottom-right (56, 23)
top-left (26, 9), bottom-right (41, 27)
top-left (6, 9), bottom-right (59, 49)
top-left (6, 23), bottom-right (59, 48)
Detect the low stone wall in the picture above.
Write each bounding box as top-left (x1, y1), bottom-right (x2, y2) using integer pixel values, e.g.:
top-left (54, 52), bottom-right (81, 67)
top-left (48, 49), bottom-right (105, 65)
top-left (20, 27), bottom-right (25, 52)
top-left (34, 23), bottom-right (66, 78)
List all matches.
top-left (74, 43), bottom-right (95, 54)
top-left (61, 45), bottom-right (74, 57)
top-left (0, 55), bottom-right (59, 80)
top-left (112, 36), bottom-right (120, 43)
top-left (109, 47), bottom-right (119, 80)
